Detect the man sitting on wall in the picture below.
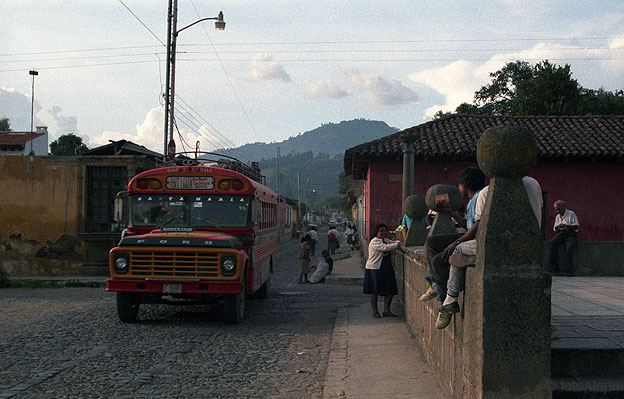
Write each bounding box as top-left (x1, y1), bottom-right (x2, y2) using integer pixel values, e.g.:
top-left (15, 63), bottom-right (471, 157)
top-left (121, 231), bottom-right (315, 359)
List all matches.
top-left (419, 168), bottom-right (485, 306)
top-left (436, 176), bottom-right (543, 329)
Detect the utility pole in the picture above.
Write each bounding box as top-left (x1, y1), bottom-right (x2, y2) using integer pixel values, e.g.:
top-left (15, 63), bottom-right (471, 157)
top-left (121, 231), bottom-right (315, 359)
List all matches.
top-left (163, 1), bottom-right (225, 160)
top-left (29, 70), bottom-right (38, 155)
top-left (277, 146), bottom-right (281, 238)
top-left (297, 172), bottom-right (301, 227)
top-left (163, 0), bottom-right (177, 159)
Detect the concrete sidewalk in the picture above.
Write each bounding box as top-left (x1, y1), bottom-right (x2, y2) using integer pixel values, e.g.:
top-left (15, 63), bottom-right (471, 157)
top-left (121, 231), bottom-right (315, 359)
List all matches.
top-left (322, 249), bottom-right (445, 398)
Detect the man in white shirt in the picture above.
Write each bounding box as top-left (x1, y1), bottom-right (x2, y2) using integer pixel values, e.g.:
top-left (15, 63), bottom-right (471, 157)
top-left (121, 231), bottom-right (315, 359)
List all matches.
top-left (550, 200), bottom-right (579, 276)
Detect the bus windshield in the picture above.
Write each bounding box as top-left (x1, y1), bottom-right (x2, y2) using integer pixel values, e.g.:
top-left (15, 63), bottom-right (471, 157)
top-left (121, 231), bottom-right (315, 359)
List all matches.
top-left (130, 194), bottom-right (252, 228)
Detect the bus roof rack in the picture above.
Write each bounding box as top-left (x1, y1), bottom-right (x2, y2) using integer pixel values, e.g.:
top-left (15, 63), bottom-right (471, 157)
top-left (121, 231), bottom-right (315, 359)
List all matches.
top-left (157, 152), bottom-right (264, 184)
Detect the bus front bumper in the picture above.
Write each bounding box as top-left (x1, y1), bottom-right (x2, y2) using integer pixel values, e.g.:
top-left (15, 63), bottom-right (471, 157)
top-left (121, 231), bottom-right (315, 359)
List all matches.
top-left (106, 279), bottom-right (241, 295)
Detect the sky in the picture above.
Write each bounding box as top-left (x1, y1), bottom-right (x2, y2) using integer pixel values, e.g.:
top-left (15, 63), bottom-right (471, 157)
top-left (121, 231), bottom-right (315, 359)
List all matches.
top-left (1, 1), bottom-right (623, 162)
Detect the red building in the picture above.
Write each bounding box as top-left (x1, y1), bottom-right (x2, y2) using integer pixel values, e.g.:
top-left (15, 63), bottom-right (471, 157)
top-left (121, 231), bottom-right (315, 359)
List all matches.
top-left (344, 114), bottom-right (624, 242)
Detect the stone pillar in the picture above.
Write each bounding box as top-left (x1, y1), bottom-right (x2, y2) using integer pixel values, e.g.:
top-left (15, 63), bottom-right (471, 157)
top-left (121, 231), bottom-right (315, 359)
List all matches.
top-left (462, 126), bottom-right (551, 398)
top-left (401, 135), bottom-right (416, 202)
top-left (425, 184), bottom-right (463, 236)
top-left (403, 195), bottom-right (428, 246)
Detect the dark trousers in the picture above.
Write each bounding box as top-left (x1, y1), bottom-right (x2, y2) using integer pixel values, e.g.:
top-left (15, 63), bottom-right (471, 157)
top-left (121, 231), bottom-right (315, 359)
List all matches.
top-left (309, 240), bottom-right (316, 256)
top-left (425, 233), bottom-right (461, 302)
top-left (550, 230), bottom-right (577, 274)
top-left (328, 240), bottom-right (336, 255)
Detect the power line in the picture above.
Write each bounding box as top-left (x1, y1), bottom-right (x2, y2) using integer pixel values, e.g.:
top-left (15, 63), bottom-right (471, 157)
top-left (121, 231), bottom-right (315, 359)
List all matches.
top-left (117, 0), bottom-right (166, 47)
top-left (174, 95), bottom-right (253, 162)
top-left (4, 43), bottom-right (618, 61)
top-left (4, 55), bottom-right (623, 73)
top-left (1, 36), bottom-right (612, 57)
top-left (189, 0), bottom-right (272, 162)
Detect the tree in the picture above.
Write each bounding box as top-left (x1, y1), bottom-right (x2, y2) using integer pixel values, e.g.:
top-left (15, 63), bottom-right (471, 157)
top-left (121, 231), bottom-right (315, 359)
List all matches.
top-left (435, 60), bottom-right (624, 116)
top-left (49, 133), bottom-right (89, 155)
top-left (0, 117), bottom-right (11, 131)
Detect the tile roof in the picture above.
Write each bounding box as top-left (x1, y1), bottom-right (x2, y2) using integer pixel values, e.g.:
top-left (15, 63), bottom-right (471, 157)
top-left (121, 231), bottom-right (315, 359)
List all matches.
top-left (0, 132), bottom-right (44, 146)
top-left (82, 140), bottom-right (162, 158)
top-left (344, 115), bottom-right (624, 177)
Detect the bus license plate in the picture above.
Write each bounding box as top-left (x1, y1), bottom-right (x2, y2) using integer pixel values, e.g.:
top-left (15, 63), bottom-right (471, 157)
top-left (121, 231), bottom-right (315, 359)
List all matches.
top-left (163, 284), bottom-right (182, 294)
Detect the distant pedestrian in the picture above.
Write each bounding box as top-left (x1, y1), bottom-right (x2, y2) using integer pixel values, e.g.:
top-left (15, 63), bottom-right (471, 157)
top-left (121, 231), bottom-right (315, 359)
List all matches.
top-left (298, 235), bottom-right (311, 284)
top-left (327, 225), bottom-right (339, 255)
top-left (346, 225), bottom-right (358, 251)
top-left (550, 200), bottom-right (579, 277)
top-left (363, 223), bottom-right (404, 318)
top-left (308, 227), bottom-right (318, 255)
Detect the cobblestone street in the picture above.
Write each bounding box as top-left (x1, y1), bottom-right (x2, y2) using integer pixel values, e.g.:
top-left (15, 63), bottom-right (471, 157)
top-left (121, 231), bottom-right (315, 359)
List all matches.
top-left (0, 236), bottom-right (362, 399)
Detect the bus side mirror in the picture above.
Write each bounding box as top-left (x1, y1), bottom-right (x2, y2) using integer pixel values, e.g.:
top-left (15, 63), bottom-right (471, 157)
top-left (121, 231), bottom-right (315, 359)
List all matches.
top-left (113, 191), bottom-right (126, 223)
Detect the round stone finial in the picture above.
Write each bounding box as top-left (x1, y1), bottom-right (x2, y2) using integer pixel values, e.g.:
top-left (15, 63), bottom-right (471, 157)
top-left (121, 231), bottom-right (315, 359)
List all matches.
top-left (425, 184), bottom-right (463, 212)
top-left (477, 126), bottom-right (537, 178)
top-left (403, 195), bottom-right (428, 219)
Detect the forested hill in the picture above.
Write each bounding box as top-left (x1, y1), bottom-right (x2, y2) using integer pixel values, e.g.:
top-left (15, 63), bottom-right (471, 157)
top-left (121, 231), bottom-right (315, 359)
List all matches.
top-left (217, 119), bottom-right (397, 161)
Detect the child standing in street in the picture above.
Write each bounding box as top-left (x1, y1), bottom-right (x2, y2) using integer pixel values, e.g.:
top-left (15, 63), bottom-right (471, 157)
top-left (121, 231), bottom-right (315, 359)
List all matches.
top-left (298, 235), bottom-right (311, 284)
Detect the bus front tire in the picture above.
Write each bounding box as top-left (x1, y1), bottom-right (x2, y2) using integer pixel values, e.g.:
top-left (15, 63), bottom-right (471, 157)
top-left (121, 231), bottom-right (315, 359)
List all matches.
top-left (117, 292), bottom-right (140, 323)
top-left (224, 276), bottom-right (246, 324)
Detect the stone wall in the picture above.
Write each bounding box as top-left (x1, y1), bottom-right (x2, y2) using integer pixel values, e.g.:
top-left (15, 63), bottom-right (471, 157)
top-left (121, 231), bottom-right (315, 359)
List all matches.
top-left (0, 156), bottom-right (84, 275)
top-left (397, 246), bottom-right (470, 398)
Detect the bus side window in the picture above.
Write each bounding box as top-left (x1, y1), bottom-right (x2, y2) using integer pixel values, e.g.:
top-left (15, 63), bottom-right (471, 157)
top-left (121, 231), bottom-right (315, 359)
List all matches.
top-left (252, 198), bottom-right (261, 229)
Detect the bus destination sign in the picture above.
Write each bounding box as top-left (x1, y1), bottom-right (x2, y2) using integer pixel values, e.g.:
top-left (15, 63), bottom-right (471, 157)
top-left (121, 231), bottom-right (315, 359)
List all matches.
top-left (166, 176), bottom-right (215, 190)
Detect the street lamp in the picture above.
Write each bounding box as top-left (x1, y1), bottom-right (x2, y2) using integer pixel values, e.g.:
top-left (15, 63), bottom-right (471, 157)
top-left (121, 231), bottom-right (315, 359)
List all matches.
top-left (163, 2), bottom-right (225, 159)
top-left (29, 70), bottom-right (38, 154)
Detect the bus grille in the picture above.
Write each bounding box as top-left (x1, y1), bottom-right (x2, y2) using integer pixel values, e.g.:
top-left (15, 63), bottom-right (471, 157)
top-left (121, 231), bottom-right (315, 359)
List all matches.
top-left (129, 251), bottom-right (220, 278)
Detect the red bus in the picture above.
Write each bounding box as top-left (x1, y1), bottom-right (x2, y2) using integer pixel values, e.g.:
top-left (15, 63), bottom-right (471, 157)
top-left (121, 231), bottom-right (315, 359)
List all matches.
top-left (106, 156), bottom-right (278, 324)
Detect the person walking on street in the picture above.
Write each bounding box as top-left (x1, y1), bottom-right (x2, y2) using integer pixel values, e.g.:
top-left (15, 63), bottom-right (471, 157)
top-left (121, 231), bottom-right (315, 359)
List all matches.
top-left (346, 225), bottom-right (356, 251)
top-left (550, 200), bottom-right (579, 277)
top-left (363, 223), bottom-right (404, 318)
top-left (308, 227), bottom-right (318, 256)
top-left (327, 225), bottom-right (339, 255)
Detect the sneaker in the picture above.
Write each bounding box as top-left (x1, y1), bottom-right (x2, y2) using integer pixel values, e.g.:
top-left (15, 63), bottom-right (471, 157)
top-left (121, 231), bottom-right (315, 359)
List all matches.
top-left (372, 312), bottom-right (382, 318)
top-left (440, 301), bottom-right (460, 313)
top-left (383, 311), bottom-right (398, 317)
top-left (419, 283), bottom-right (438, 301)
top-left (449, 253), bottom-right (476, 268)
top-left (435, 311), bottom-right (452, 329)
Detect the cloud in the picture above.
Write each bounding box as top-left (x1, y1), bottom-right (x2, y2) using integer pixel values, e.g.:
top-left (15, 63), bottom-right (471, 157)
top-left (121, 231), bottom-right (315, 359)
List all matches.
top-left (0, 87), bottom-right (44, 131)
top-left (410, 60), bottom-right (490, 118)
top-left (609, 33), bottom-right (624, 49)
top-left (247, 53), bottom-right (291, 82)
top-left (304, 79), bottom-right (348, 99)
top-left (89, 107), bottom-right (163, 153)
top-left (89, 107), bottom-right (228, 154)
top-left (47, 105), bottom-right (78, 135)
top-left (338, 67), bottom-right (418, 110)
top-left (409, 35), bottom-right (624, 118)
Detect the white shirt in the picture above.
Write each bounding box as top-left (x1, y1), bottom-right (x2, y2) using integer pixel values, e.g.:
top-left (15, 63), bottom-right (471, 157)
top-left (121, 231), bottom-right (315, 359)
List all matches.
top-left (365, 237), bottom-right (399, 270)
top-left (310, 261), bottom-right (329, 283)
top-left (309, 230), bottom-right (318, 241)
top-left (554, 209), bottom-right (579, 232)
top-left (475, 176), bottom-right (543, 227)
top-left (328, 228), bottom-right (339, 239)
top-left (346, 228), bottom-right (354, 236)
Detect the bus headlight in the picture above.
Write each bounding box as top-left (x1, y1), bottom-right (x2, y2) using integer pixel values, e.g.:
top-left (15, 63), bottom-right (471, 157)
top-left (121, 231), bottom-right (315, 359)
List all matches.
top-left (114, 254), bottom-right (129, 274)
top-left (221, 257), bottom-right (236, 276)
